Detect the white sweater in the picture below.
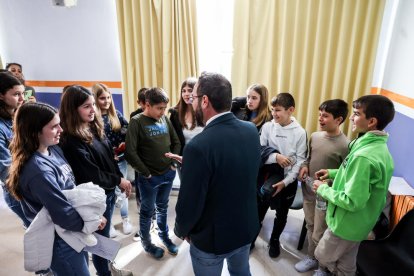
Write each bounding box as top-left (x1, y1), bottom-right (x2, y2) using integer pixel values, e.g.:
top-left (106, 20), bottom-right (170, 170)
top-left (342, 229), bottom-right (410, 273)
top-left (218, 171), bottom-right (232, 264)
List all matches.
top-left (260, 118), bottom-right (307, 186)
top-left (24, 182), bottom-right (106, 272)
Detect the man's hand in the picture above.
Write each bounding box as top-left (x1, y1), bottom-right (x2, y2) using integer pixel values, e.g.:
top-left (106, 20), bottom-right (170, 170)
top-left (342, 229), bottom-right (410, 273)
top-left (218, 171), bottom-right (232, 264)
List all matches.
top-left (271, 181), bottom-right (286, 197)
top-left (165, 152), bottom-right (183, 164)
top-left (276, 154), bottom-right (292, 168)
top-left (119, 178), bottom-right (132, 197)
top-left (315, 169), bottom-right (329, 181)
top-left (299, 166), bottom-right (308, 181)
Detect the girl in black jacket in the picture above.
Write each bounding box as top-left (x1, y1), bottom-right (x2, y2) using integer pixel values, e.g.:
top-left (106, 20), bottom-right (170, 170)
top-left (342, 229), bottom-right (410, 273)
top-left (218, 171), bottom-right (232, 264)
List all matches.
top-left (59, 85), bottom-right (132, 276)
top-left (231, 83), bottom-right (272, 132)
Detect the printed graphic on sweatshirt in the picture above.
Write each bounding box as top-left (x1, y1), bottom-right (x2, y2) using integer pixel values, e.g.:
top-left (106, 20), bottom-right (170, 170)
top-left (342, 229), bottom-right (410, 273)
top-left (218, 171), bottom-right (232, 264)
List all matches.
top-left (60, 163), bottom-right (76, 184)
top-left (145, 122), bottom-right (169, 137)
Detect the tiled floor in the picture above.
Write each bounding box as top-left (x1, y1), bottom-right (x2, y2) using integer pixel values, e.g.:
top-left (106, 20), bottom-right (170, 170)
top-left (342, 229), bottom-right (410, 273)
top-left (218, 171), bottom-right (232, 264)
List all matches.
top-left (0, 179), bottom-right (313, 276)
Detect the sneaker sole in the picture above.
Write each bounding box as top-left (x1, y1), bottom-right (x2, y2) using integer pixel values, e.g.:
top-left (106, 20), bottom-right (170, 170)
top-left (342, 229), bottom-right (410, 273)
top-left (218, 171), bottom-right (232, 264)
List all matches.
top-left (145, 251), bottom-right (165, 260)
top-left (159, 243), bottom-right (178, 256)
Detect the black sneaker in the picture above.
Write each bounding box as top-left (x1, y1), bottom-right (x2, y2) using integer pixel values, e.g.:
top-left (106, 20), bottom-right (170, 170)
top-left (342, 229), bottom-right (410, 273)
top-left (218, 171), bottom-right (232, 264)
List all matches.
top-left (268, 239), bottom-right (280, 258)
top-left (161, 237), bottom-right (178, 255)
top-left (143, 242), bottom-right (164, 259)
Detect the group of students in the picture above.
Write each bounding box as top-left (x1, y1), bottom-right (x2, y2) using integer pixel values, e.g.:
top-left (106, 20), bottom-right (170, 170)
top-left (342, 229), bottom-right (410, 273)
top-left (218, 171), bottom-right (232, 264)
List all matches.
top-left (1, 71), bottom-right (133, 276)
top-left (231, 83), bottom-right (395, 276)
top-left (0, 66), bottom-right (395, 276)
top-left (0, 70), bottom-right (206, 275)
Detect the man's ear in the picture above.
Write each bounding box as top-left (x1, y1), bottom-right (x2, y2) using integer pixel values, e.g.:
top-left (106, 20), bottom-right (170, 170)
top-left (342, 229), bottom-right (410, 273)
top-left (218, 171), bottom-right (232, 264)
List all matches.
top-left (201, 95), bottom-right (209, 109)
top-left (288, 106), bottom-right (295, 113)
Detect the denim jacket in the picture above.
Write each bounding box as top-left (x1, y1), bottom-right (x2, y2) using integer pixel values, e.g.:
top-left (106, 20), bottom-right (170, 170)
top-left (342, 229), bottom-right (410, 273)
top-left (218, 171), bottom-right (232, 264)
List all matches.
top-left (0, 117), bottom-right (13, 184)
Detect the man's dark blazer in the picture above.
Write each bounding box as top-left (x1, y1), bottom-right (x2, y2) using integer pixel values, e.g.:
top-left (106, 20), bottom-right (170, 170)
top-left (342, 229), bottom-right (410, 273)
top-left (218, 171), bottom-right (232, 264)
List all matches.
top-left (174, 112), bottom-right (261, 254)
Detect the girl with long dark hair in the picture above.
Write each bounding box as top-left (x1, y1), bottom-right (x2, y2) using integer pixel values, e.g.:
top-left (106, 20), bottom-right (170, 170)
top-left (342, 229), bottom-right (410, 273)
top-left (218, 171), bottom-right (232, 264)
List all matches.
top-left (59, 85), bottom-right (132, 276)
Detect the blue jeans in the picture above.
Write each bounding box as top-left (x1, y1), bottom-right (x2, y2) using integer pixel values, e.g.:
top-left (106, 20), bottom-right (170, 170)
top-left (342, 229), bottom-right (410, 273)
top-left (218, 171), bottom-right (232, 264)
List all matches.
top-left (50, 236), bottom-right (89, 276)
top-left (93, 190), bottom-right (115, 276)
top-left (134, 171), bottom-right (141, 208)
top-left (138, 169), bottom-right (175, 241)
top-left (115, 186), bottom-right (128, 218)
top-left (2, 185), bottom-right (30, 228)
top-left (190, 243), bottom-right (251, 276)
top-left (117, 160), bottom-right (129, 218)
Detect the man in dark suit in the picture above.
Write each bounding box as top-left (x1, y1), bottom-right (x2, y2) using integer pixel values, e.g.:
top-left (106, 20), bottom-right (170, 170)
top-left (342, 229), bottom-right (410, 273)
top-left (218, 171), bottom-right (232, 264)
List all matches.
top-left (174, 72), bottom-right (261, 276)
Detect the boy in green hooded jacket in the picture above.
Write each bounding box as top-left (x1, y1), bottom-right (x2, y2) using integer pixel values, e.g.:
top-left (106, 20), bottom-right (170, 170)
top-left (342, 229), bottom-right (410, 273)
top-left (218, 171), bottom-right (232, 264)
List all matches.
top-left (313, 95), bottom-right (395, 276)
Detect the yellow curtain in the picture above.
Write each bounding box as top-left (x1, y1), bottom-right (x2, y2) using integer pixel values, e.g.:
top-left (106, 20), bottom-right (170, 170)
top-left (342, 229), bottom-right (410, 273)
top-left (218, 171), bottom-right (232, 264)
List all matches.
top-left (116, 0), bottom-right (199, 116)
top-left (232, 0), bottom-right (385, 137)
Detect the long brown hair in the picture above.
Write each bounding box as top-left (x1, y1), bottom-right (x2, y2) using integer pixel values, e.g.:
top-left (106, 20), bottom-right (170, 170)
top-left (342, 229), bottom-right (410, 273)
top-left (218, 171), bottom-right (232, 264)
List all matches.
top-left (175, 77), bottom-right (198, 129)
top-left (0, 72), bottom-right (23, 120)
top-left (60, 85), bottom-right (104, 144)
top-left (246, 84), bottom-right (272, 127)
top-left (6, 103), bottom-right (57, 200)
top-left (91, 83), bottom-right (121, 131)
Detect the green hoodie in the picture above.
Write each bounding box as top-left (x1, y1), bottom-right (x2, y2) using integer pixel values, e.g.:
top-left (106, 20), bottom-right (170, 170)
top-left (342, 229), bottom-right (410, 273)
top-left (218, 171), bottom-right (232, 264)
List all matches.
top-left (317, 131), bottom-right (394, 241)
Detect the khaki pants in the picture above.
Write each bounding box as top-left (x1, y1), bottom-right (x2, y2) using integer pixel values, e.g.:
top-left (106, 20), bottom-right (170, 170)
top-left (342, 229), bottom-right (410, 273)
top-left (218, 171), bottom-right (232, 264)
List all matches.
top-left (303, 198), bottom-right (328, 257)
top-left (315, 228), bottom-right (360, 276)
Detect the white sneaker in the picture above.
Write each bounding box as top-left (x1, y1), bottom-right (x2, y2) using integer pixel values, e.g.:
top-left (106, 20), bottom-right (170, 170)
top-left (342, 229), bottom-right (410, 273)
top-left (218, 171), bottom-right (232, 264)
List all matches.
top-left (122, 218), bottom-right (133, 235)
top-left (295, 255), bottom-right (318, 272)
top-left (110, 263), bottom-right (133, 276)
top-left (110, 224), bottom-right (118, 238)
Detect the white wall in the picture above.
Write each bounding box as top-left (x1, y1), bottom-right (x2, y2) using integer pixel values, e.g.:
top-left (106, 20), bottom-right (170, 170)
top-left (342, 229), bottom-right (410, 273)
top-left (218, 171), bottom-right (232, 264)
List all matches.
top-left (371, 0), bottom-right (414, 187)
top-left (372, 0), bottom-right (414, 119)
top-left (0, 0), bottom-right (121, 82)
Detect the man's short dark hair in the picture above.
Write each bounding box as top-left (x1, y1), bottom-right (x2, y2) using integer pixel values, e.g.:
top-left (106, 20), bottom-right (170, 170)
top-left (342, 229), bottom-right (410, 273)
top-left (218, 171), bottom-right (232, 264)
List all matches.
top-left (319, 99), bottom-right (349, 125)
top-left (145, 87), bottom-right (169, 105)
top-left (353, 95), bottom-right (395, 130)
top-left (138, 87), bottom-right (148, 103)
top-left (270, 92), bottom-right (295, 109)
top-left (197, 72), bottom-right (232, 112)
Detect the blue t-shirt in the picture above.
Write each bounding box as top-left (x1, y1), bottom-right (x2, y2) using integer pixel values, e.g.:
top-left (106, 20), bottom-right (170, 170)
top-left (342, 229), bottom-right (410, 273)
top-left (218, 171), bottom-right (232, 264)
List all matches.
top-left (0, 117), bottom-right (13, 183)
top-left (19, 145), bottom-right (84, 231)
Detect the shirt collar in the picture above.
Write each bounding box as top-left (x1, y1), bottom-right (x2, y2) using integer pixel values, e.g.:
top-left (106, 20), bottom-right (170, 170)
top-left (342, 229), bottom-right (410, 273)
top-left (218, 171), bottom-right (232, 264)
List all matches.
top-left (205, 111), bottom-right (231, 126)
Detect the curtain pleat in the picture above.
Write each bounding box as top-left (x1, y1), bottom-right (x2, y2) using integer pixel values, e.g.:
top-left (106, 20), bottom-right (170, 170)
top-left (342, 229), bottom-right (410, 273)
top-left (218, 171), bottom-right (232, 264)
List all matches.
top-left (116, 0), bottom-right (199, 116)
top-left (232, 0), bottom-right (385, 137)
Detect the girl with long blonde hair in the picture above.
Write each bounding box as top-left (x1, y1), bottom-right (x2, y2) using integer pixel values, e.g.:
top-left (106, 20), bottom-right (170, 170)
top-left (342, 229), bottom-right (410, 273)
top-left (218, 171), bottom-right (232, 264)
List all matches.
top-left (91, 83), bottom-right (132, 236)
top-left (232, 83), bottom-right (272, 132)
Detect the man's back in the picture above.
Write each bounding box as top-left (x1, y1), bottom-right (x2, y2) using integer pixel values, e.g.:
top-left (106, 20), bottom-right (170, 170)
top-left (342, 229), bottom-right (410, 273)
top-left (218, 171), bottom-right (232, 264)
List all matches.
top-left (175, 113), bottom-right (261, 254)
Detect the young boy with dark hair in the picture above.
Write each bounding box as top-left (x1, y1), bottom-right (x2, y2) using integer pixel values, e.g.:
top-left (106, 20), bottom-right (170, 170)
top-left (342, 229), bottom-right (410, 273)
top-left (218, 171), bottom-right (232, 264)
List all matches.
top-left (130, 87), bottom-right (148, 119)
top-left (125, 87), bottom-right (181, 259)
top-left (130, 87), bottom-right (148, 217)
top-left (295, 99), bottom-right (350, 273)
top-left (313, 95), bottom-right (395, 276)
top-left (259, 92), bottom-right (307, 258)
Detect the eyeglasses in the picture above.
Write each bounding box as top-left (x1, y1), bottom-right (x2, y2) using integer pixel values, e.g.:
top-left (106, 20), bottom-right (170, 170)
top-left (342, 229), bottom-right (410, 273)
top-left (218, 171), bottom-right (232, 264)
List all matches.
top-left (188, 95), bottom-right (203, 104)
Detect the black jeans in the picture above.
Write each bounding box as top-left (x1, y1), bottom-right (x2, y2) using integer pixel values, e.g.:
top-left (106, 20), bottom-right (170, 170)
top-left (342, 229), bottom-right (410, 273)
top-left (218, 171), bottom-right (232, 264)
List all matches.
top-left (257, 181), bottom-right (298, 241)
